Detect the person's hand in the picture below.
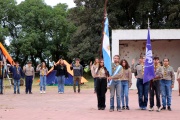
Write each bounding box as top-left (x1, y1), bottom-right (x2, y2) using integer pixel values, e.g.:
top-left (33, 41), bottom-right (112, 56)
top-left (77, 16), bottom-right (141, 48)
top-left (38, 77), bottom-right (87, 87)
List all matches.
top-left (171, 85), bottom-right (174, 88)
top-left (132, 59), bottom-right (135, 65)
top-left (129, 83), bottom-right (132, 88)
top-left (107, 77), bottom-right (112, 80)
top-left (90, 61), bottom-right (92, 66)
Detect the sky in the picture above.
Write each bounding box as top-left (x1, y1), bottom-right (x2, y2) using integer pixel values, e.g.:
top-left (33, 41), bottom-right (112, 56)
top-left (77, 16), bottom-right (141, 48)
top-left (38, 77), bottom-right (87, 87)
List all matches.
top-left (16, 0), bottom-right (76, 8)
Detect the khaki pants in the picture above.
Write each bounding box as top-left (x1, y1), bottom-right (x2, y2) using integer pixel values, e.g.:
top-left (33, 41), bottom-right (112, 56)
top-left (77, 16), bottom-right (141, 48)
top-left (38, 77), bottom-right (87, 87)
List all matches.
top-left (73, 76), bottom-right (81, 92)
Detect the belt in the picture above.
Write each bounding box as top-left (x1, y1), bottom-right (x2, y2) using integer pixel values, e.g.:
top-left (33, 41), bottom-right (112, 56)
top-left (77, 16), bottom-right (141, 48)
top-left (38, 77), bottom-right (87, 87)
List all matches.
top-left (96, 77), bottom-right (106, 80)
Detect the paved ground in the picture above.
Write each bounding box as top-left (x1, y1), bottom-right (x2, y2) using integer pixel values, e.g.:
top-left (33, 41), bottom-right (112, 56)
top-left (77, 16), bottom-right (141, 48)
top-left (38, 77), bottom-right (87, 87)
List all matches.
top-left (0, 85), bottom-right (180, 120)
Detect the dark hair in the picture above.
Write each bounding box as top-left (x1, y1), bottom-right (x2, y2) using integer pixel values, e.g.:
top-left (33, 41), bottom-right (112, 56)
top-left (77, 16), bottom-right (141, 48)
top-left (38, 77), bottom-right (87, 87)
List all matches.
top-left (98, 59), bottom-right (109, 77)
top-left (120, 59), bottom-right (129, 69)
top-left (75, 58), bottom-right (80, 61)
top-left (153, 57), bottom-right (159, 60)
top-left (15, 61), bottom-right (19, 64)
top-left (163, 58), bottom-right (169, 62)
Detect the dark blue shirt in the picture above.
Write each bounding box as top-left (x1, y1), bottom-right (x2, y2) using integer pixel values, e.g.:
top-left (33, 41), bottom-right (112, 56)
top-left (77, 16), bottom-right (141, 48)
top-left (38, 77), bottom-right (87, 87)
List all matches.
top-left (9, 66), bottom-right (24, 80)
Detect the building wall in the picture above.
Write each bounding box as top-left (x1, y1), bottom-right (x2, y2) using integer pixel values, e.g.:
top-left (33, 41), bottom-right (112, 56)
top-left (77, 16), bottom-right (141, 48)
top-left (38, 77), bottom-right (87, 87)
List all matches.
top-left (119, 40), bottom-right (180, 71)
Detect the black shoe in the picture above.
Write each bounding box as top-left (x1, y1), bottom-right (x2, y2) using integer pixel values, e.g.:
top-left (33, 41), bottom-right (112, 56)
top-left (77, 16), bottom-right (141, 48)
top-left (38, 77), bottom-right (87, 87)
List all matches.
top-left (126, 106), bottom-right (130, 110)
top-left (26, 92), bottom-right (28, 94)
top-left (122, 106), bottom-right (125, 110)
top-left (17, 92), bottom-right (20, 94)
top-left (101, 107), bottom-right (105, 110)
top-left (98, 107), bottom-right (101, 110)
top-left (29, 92), bottom-right (33, 94)
top-left (14, 91), bottom-right (16, 94)
top-left (161, 106), bottom-right (166, 110)
top-left (168, 106), bottom-right (172, 111)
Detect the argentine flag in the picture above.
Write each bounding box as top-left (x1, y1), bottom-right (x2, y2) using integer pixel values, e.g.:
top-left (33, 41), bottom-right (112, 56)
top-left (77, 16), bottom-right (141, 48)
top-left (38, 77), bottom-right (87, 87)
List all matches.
top-left (102, 17), bottom-right (112, 75)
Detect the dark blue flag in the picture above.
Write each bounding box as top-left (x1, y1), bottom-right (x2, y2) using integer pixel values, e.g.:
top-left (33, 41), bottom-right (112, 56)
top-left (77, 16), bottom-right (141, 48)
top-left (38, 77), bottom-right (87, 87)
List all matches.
top-left (143, 29), bottom-right (155, 83)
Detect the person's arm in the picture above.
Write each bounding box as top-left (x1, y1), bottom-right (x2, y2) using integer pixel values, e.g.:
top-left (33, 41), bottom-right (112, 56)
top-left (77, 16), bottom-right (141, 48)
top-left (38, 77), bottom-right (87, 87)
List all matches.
top-left (128, 68), bottom-right (132, 87)
top-left (90, 65), bottom-right (96, 78)
top-left (171, 67), bottom-right (175, 88)
top-left (80, 65), bottom-right (83, 76)
top-left (32, 67), bottom-right (35, 80)
top-left (177, 67), bottom-right (180, 80)
top-left (9, 66), bottom-right (13, 73)
top-left (20, 68), bottom-right (24, 78)
top-left (64, 65), bottom-right (68, 78)
top-left (70, 64), bottom-right (73, 70)
top-left (36, 64), bottom-right (41, 71)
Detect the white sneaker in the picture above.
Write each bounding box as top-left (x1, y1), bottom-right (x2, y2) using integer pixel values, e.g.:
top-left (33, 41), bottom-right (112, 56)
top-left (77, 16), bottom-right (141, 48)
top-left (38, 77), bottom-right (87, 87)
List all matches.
top-left (58, 92), bottom-right (61, 94)
top-left (149, 107), bottom-right (154, 111)
top-left (157, 107), bottom-right (161, 112)
top-left (43, 91), bottom-right (46, 94)
top-left (40, 91), bottom-right (43, 94)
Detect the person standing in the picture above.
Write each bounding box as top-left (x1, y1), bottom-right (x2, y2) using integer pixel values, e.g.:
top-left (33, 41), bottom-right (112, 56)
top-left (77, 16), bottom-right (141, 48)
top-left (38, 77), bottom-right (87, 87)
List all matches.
top-left (161, 58), bottom-right (175, 111)
top-left (149, 57), bottom-right (162, 112)
top-left (120, 59), bottom-right (132, 110)
top-left (54, 58), bottom-right (68, 94)
top-left (36, 62), bottom-right (48, 94)
top-left (90, 58), bottom-right (99, 93)
top-left (131, 56), bottom-right (149, 110)
top-left (70, 58), bottom-right (83, 93)
top-left (177, 67), bottom-right (180, 96)
top-left (95, 59), bottom-right (109, 110)
top-left (23, 61), bottom-right (35, 94)
top-left (9, 61), bottom-right (24, 94)
top-left (108, 55), bottom-right (122, 112)
top-left (0, 61), bottom-right (5, 94)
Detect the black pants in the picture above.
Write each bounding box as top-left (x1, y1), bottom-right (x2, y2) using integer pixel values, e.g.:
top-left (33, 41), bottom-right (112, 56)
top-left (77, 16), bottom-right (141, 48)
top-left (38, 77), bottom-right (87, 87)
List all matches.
top-left (96, 78), bottom-right (107, 108)
top-left (149, 80), bottom-right (161, 108)
top-left (25, 76), bottom-right (33, 93)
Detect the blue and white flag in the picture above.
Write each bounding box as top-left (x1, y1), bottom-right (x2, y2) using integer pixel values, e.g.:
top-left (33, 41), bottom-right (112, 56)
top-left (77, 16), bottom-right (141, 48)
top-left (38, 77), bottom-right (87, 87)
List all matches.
top-left (102, 17), bottom-right (112, 75)
top-left (143, 29), bottom-right (155, 83)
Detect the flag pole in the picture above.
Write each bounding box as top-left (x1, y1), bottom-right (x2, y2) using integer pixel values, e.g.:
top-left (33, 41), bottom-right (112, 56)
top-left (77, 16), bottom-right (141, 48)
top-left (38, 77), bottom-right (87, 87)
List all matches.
top-left (100, 0), bottom-right (108, 58)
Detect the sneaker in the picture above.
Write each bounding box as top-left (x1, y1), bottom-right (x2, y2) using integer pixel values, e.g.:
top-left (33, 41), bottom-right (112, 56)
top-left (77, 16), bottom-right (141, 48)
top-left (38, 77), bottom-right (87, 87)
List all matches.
top-left (109, 109), bottom-right (114, 112)
top-left (142, 107), bottom-right (147, 110)
top-left (29, 92), bottom-right (33, 94)
top-left (126, 106), bottom-right (130, 110)
top-left (98, 107), bottom-right (101, 110)
top-left (161, 106), bottom-right (166, 110)
top-left (122, 106), bottom-right (125, 110)
top-left (40, 91), bottom-right (43, 94)
top-left (58, 92), bottom-right (61, 94)
top-left (157, 107), bottom-right (161, 112)
top-left (117, 109), bottom-right (121, 112)
top-left (43, 91), bottom-right (46, 94)
top-left (149, 107), bottom-right (154, 111)
top-left (168, 106), bottom-right (172, 111)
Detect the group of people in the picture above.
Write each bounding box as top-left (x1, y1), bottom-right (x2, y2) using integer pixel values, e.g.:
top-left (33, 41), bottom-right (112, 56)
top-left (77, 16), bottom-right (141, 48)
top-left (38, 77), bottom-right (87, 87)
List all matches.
top-left (0, 57), bottom-right (84, 95)
top-left (90, 55), bottom-right (180, 112)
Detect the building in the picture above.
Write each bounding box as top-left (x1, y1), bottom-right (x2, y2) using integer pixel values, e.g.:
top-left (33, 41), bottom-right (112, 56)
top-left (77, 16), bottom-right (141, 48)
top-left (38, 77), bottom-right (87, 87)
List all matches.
top-left (112, 29), bottom-right (180, 90)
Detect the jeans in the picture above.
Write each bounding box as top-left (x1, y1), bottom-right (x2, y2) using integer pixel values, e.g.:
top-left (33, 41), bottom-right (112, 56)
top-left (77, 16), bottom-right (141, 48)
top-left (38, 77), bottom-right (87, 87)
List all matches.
top-left (94, 78), bottom-right (97, 92)
top-left (110, 80), bottom-right (121, 109)
top-left (149, 80), bottom-right (161, 108)
top-left (161, 79), bottom-right (172, 107)
top-left (96, 78), bottom-right (107, 108)
top-left (137, 78), bottom-right (150, 108)
top-left (40, 75), bottom-right (47, 91)
top-left (0, 79), bottom-right (3, 93)
top-left (25, 76), bottom-right (33, 93)
top-left (14, 79), bottom-right (20, 93)
top-left (121, 80), bottom-right (129, 107)
top-left (57, 75), bottom-right (65, 92)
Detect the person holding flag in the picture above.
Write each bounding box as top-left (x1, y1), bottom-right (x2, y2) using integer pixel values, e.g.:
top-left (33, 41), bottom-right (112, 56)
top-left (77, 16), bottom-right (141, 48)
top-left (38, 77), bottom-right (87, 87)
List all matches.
top-left (107, 55), bottom-right (122, 112)
top-left (161, 58), bottom-right (175, 111)
top-left (149, 57), bottom-right (162, 112)
top-left (132, 29), bottom-right (155, 110)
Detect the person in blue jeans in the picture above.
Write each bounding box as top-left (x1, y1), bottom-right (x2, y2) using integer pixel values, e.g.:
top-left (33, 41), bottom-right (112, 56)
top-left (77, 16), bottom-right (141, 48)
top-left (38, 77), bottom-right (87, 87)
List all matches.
top-left (108, 55), bottom-right (122, 112)
top-left (9, 61), bottom-right (24, 94)
top-left (120, 59), bottom-right (132, 110)
top-left (161, 58), bottom-right (175, 111)
top-left (36, 62), bottom-right (48, 94)
top-left (131, 56), bottom-right (149, 110)
top-left (54, 57), bottom-right (68, 94)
